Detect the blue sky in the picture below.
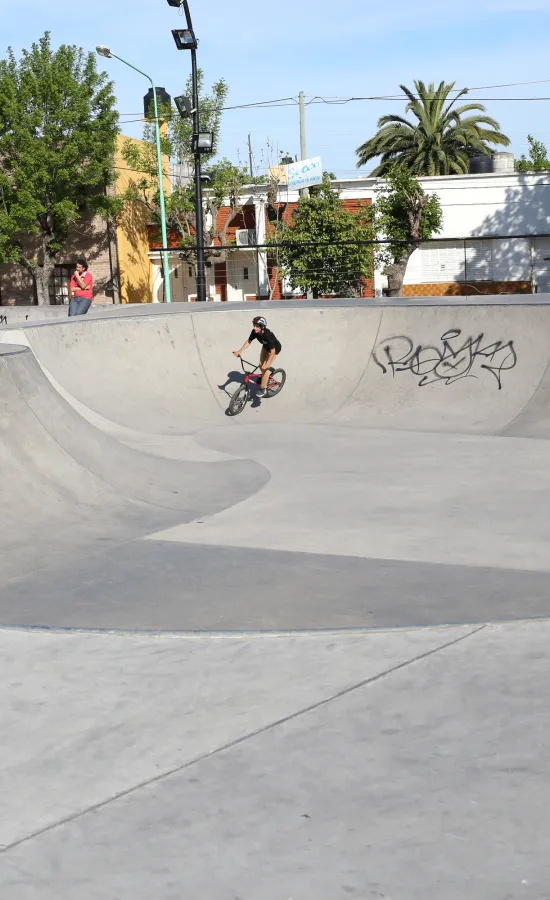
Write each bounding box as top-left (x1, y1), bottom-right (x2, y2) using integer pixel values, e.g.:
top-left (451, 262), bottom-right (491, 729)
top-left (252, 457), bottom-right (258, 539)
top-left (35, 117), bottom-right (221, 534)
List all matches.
top-left (5, 0), bottom-right (550, 178)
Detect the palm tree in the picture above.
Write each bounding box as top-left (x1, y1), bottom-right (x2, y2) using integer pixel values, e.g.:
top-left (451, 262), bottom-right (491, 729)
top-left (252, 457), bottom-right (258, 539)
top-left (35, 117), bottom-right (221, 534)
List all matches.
top-left (356, 80), bottom-right (510, 176)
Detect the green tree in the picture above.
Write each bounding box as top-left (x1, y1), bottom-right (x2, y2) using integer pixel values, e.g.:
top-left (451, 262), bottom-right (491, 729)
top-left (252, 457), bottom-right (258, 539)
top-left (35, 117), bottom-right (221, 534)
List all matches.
top-left (515, 135), bottom-right (550, 171)
top-left (356, 80), bottom-right (510, 176)
top-left (169, 71), bottom-right (228, 169)
top-left (0, 32), bottom-right (119, 304)
top-left (122, 72), bottom-right (252, 280)
top-left (268, 175), bottom-right (372, 298)
top-left (373, 166), bottom-right (443, 296)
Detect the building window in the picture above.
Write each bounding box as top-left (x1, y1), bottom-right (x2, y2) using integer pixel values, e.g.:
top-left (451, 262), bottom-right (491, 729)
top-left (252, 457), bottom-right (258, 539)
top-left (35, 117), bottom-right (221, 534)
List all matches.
top-left (417, 240), bottom-right (494, 283)
top-left (49, 265), bottom-right (72, 305)
top-left (243, 267), bottom-right (249, 280)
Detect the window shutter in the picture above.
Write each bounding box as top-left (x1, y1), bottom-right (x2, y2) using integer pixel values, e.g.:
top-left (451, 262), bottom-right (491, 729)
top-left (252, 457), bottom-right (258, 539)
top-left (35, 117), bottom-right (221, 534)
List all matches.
top-left (420, 242), bottom-right (465, 283)
top-left (464, 240), bottom-right (493, 281)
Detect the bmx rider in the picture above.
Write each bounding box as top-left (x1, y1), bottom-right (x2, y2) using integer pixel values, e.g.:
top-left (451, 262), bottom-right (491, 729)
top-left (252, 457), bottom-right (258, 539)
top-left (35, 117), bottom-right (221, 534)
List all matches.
top-left (234, 316), bottom-right (282, 397)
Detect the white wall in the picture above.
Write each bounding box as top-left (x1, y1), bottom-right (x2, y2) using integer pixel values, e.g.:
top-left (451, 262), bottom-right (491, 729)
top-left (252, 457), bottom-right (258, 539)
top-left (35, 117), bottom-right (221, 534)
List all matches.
top-left (226, 251), bottom-right (257, 301)
top-left (337, 172), bottom-right (550, 290)
top-left (148, 173), bottom-right (550, 299)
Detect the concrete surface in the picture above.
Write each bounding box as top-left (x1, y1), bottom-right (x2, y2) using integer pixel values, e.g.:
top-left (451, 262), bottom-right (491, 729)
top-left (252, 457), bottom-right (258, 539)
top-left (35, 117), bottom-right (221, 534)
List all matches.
top-left (0, 302), bottom-right (128, 326)
top-left (1, 298), bottom-right (550, 897)
top-left (1, 621), bottom-right (550, 899)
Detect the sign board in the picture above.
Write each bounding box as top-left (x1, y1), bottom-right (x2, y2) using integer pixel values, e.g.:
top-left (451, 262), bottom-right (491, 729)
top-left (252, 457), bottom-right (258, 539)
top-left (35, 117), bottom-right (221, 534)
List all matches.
top-left (286, 156), bottom-right (323, 190)
top-left (267, 164), bottom-right (288, 185)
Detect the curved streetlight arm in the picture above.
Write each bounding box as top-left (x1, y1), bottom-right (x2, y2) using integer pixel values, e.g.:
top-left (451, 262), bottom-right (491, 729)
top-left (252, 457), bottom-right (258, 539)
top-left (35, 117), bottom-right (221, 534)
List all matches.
top-left (110, 54), bottom-right (153, 84)
top-left (101, 51), bottom-right (172, 303)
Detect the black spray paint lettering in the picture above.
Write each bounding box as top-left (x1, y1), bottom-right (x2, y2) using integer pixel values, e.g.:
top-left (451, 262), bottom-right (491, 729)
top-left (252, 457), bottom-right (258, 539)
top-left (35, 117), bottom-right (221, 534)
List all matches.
top-left (372, 329), bottom-right (517, 390)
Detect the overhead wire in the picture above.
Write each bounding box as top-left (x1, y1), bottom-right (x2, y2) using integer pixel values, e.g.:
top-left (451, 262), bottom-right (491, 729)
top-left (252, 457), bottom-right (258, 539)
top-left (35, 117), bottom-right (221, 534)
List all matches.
top-left (116, 77), bottom-right (550, 119)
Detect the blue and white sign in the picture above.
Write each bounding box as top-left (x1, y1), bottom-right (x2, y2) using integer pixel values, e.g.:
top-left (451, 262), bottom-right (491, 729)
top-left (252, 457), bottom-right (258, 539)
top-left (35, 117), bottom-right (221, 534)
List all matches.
top-left (286, 156), bottom-right (323, 190)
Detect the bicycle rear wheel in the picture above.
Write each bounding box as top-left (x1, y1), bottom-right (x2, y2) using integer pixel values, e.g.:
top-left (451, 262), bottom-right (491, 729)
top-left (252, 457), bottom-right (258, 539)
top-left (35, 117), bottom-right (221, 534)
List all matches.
top-left (265, 368), bottom-right (286, 398)
top-left (227, 384), bottom-right (249, 416)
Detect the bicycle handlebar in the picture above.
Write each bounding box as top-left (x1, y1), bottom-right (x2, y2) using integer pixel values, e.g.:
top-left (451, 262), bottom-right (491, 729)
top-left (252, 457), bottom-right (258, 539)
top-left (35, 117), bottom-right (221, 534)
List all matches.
top-left (237, 357), bottom-right (260, 374)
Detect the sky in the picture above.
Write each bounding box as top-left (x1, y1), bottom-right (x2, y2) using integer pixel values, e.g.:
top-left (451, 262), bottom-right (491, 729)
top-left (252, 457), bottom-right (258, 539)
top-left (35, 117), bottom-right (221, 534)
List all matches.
top-left (4, 0), bottom-right (550, 179)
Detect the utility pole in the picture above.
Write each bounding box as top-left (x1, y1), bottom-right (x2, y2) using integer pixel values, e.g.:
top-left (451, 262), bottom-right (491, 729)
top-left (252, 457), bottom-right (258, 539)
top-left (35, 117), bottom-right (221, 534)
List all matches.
top-left (299, 91), bottom-right (309, 198)
top-left (299, 90), bottom-right (313, 299)
top-left (248, 133), bottom-right (254, 178)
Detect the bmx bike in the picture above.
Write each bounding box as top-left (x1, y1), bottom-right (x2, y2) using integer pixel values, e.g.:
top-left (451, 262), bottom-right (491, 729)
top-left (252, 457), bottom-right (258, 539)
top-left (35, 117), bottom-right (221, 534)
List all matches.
top-left (226, 357), bottom-right (286, 417)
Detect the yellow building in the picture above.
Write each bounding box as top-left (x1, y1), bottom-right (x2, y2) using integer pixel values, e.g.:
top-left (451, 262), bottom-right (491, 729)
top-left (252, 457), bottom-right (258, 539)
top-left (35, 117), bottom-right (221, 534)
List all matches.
top-left (114, 133), bottom-right (170, 304)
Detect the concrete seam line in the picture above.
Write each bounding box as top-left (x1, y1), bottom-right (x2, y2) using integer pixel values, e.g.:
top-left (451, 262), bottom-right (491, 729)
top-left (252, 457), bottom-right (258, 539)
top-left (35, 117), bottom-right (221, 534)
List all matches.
top-left (190, 312), bottom-right (229, 412)
top-left (0, 622), bottom-right (482, 638)
top-left (0, 624), bottom-right (486, 854)
top-left (322, 305), bottom-right (385, 423)
top-left (500, 352), bottom-right (550, 434)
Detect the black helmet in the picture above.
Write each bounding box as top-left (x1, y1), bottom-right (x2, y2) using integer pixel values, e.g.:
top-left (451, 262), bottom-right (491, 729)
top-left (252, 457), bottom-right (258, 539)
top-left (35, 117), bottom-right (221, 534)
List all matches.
top-left (252, 316), bottom-right (267, 329)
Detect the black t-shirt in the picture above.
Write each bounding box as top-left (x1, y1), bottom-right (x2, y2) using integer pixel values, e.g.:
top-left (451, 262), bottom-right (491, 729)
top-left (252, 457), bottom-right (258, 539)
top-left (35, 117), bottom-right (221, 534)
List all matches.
top-left (249, 328), bottom-right (282, 354)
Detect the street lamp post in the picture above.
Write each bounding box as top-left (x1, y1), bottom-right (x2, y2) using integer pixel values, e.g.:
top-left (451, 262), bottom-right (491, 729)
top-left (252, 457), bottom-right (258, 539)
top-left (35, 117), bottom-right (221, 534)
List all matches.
top-left (169, 1), bottom-right (209, 302)
top-left (189, 45), bottom-right (206, 303)
top-left (96, 46), bottom-right (172, 304)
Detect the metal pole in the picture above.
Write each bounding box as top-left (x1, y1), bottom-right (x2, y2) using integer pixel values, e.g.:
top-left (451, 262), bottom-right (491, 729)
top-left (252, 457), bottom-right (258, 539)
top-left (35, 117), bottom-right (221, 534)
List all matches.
top-left (299, 91), bottom-right (309, 199)
top-left (299, 90), bottom-right (312, 298)
top-left (151, 85), bottom-right (172, 303)
top-left (112, 54), bottom-right (172, 303)
top-left (191, 48), bottom-right (207, 302)
top-left (299, 91), bottom-right (307, 160)
top-left (248, 133), bottom-right (254, 177)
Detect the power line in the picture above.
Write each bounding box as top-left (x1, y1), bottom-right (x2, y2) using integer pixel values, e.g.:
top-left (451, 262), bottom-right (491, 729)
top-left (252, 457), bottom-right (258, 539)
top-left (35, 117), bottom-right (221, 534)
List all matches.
top-left (119, 95), bottom-right (550, 123)
top-left (150, 232), bottom-right (550, 252)
top-left (466, 78), bottom-right (550, 90)
top-left (306, 95), bottom-right (550, 104)
top-left (116, 77), bottom-right (550, 118)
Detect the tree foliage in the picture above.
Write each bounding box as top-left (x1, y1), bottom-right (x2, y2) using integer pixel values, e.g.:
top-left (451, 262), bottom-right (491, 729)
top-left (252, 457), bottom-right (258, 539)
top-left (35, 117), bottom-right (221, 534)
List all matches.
top-left (169, 71), bottom-right (227, 168)
top-left (356, 80), bottom-right (510, 176)
top-left (515, 135), bottom-right (550, 171)
top-left (0, 32), bottom-right (119, 303)
top-left (268, 175), bottom-right (373, 298)
top-left (373, 166), bottom-right (443, 296)
top-left (121, 71), bottom-right (252, 272)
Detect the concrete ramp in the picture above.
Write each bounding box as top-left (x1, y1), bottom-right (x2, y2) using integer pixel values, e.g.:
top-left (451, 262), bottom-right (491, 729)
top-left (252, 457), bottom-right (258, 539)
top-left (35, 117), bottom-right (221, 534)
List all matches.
top-left (2, 299), bottom-right (548, 436)
top-left (3, 299), bottom-right (550, 900)
top-left (0, 341), bottom-right (267, 592)
top-left (334, 303), bottom-right (549, 434)
top-left (2, 298), bottom-right (550, 632)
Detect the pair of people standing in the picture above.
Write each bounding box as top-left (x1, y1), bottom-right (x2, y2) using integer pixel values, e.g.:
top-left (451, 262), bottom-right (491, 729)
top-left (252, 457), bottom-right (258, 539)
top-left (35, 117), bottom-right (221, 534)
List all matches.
top-left (68, 259), bottom-right (93, 316)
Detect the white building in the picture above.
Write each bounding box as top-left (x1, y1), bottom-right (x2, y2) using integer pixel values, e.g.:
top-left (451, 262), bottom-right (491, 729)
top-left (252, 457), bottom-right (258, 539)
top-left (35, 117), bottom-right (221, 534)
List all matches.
top-left (149, 167), bottom-right (550, 302)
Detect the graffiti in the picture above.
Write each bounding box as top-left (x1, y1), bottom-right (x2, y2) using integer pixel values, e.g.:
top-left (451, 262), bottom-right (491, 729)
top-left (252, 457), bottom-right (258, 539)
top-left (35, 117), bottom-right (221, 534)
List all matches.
top-left (372, 329), bottom-right (517, 390)
top-left (0, 315), bottom-right (6, 325)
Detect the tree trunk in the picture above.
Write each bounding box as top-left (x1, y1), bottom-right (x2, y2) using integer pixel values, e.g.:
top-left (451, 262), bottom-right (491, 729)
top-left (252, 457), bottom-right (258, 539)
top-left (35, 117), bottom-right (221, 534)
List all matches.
top-left (19, 245), bottom-right (56, 306)
top-left (34, 259), bottom-right (55, 306)
top-left (384, 245), bottom-right (417, 297)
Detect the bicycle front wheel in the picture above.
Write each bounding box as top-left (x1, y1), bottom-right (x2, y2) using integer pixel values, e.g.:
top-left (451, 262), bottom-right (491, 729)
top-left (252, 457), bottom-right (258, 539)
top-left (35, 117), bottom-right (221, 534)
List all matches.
top-left (265, 368), bottom-right (286, 398)
top-left (227, 384), bottom-right (249, 416)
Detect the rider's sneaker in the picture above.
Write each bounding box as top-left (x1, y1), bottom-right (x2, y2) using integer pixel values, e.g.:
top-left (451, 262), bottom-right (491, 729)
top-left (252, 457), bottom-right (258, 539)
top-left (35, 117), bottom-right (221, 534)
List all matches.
top-left (257, 389), bottom-right (266, 398)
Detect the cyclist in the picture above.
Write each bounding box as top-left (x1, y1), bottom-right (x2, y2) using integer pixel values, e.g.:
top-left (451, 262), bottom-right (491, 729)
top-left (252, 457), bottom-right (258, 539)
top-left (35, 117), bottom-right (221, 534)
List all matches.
top-left (234, 316), bottom-right (282, 397)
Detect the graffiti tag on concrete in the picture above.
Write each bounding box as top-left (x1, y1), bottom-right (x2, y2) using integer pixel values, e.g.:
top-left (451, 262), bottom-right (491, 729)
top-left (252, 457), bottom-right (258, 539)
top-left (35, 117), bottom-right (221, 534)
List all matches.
top-left (372, 329), bottom-right (517, 390)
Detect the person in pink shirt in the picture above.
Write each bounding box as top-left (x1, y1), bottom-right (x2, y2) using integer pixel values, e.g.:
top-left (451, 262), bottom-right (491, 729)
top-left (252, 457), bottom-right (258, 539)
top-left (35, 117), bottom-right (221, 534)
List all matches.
top-left (69, 259), bottom-right (93, 316)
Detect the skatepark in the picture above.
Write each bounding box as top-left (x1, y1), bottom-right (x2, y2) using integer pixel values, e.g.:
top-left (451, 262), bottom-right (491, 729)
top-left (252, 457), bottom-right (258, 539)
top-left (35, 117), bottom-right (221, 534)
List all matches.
top-left (1, 297), bottom-right (550, 897)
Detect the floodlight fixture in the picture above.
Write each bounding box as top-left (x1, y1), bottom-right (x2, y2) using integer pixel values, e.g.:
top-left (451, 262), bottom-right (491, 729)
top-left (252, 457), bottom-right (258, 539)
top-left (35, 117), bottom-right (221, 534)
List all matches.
top-left (172, 28), bottom-right (198, 50)
top-left (192, 132), bottom-right (214, 153)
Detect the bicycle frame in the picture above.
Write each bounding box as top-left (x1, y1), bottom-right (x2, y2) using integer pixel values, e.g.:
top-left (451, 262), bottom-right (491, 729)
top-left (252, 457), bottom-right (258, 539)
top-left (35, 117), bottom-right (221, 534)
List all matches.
top-left (239, 358), bottom-right (277, 386)
top-left (227, 356), bottom-right (285, 416)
